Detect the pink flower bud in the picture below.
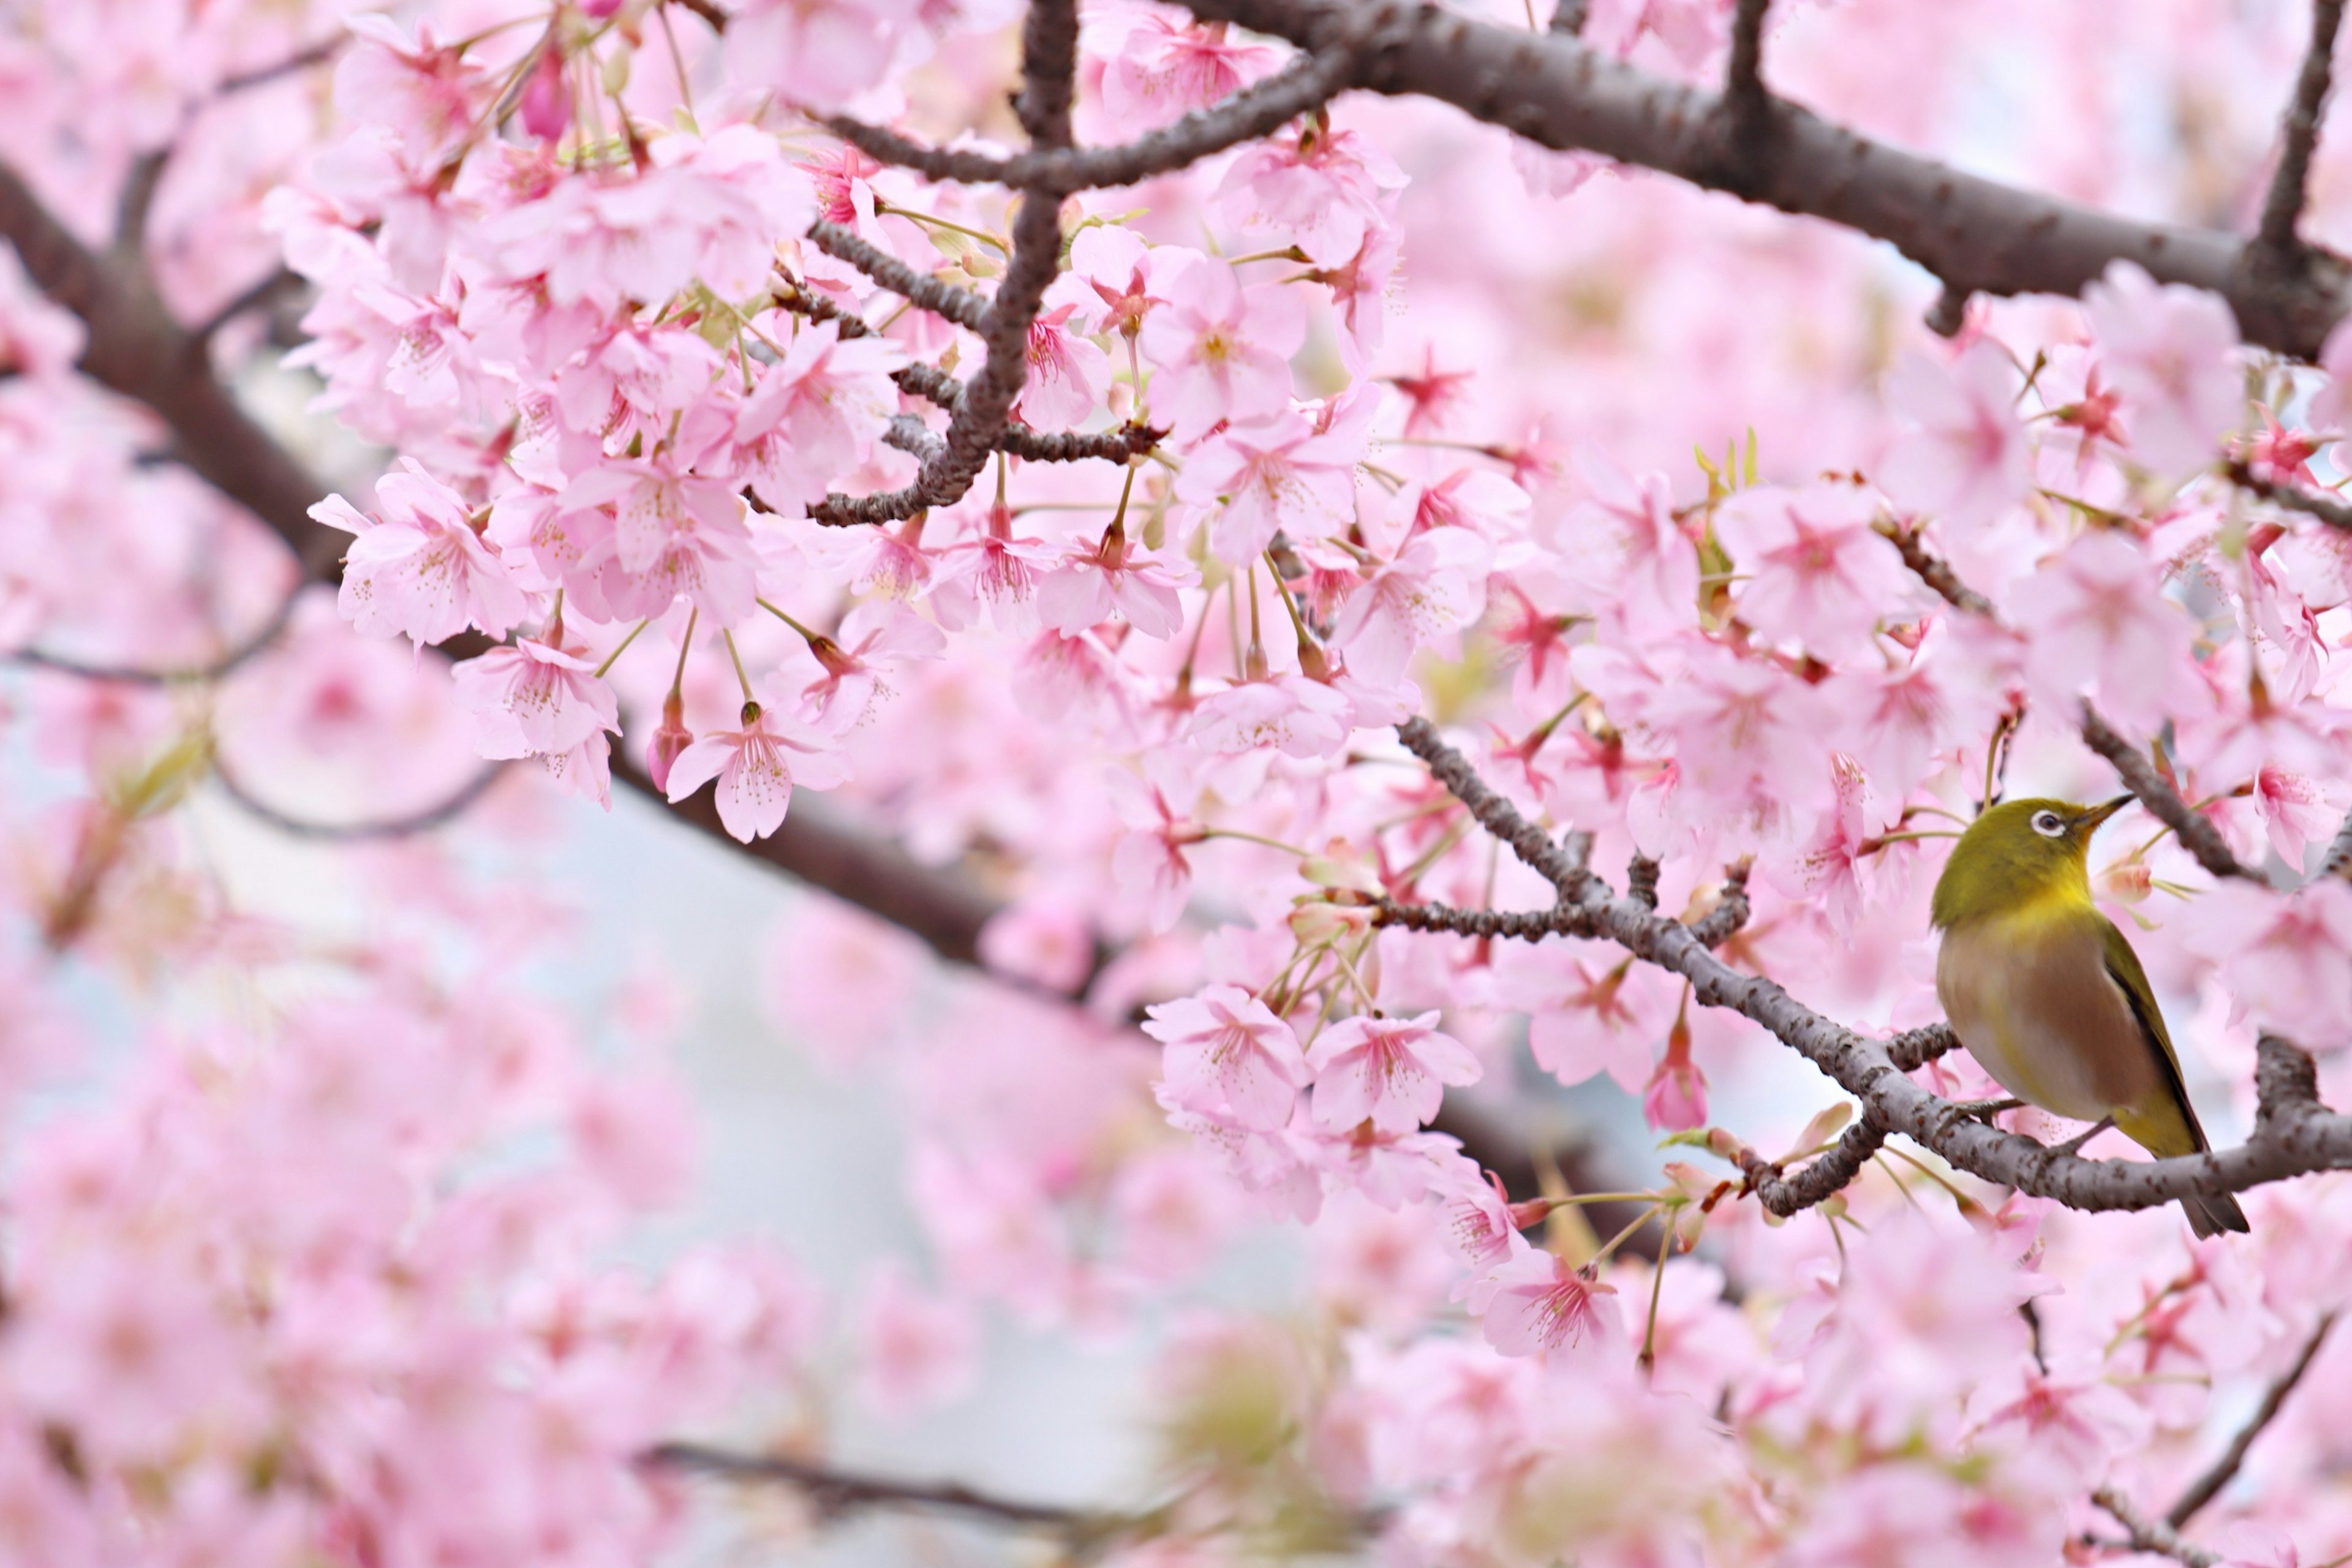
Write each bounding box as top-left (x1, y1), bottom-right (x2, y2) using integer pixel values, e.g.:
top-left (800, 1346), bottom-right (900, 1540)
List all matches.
top-left (646, 699), bottom-right (692, 794)
top-left (1642, 1014), bottom-right (1706, 1131)
top-left (518, 45), bottom-right (572, 143)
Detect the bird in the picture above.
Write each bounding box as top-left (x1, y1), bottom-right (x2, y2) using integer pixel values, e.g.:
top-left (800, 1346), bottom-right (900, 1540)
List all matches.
top-left (1931, 795), bottom-right (2249, 1238)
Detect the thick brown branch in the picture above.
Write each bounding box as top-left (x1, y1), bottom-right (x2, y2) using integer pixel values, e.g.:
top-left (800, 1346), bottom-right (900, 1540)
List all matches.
top-left (2078, 707), bottom-right (2261, 883)
top-left (2258, 0), bottom-right (2349, 257)
top-left (2225, 454), bottom-right (2352, 530)
top-left (0, 159), bottom-right (345, 579)
top-left (2166, 1310), bottom-right (2337, 1528)
top-left (1166, 0), bottom-right (2352, 357)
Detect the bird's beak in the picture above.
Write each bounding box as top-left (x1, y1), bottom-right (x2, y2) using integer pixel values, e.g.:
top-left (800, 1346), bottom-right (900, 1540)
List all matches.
top-left (2076, 794), bottom-right (2134, 832)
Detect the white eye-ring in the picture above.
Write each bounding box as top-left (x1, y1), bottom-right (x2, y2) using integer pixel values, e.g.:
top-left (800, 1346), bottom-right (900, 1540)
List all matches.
top-left (2030, 809), bottom-right (2066, 839)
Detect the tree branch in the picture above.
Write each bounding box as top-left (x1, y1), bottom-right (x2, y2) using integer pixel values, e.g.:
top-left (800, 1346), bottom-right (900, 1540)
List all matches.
top-left (1394, 718), bottom-right (2352, 1219)
top-left (2258, 0), bottom-right (2349, 258)
top-left (642, 1443), bottom-right (1142, 1539)
top-left (2225, 454), bottom-right (2352, 530)
top-left (2166, 1310), bottom-right (2338, 1528)
top-left (806, 221), bottom-right (992, 334)
top-left (0, 159), bottom-right (345, 580)
top-left (2078, 706), bottom-right (2262, 883)
top-left (1164, 0), bottom-right (2352, 358)
top-left (211, 758), bottom-right (511, 840)
top-left (1394, 717), bottom-right (1599, 898)
top-left (1736, 1114), bottom-right (1889, 1217)
top-left (822, 39), bottom-right (1366, 194)
top-left (2094, 1486), bottom-right (2223, 1567)
top-left (808, 0), bottom-right (1083, 527)
top-left (6, 590), bottom-right (300, 684)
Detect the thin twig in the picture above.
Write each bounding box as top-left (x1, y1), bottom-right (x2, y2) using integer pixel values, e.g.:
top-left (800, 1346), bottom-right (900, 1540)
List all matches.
top-left (2258, 0), bottom-right (2350, 257)
top-left (2166, 1311), bottom-right (2338, 1528)
top-left (1737, 1115), bottom-right (1888, 1216)
top-left (806, 221), bottom-right (992, 333)
top-left (823, 41), bottom-right (1365, 194)
top-left (211, 758), bottom-right (509, 840)
top-left (2078, 707), bottom-right (2261, 883)
top-left (2094, 1486), bottom-right (2223, 1567)
top-left (2225, 454), bottom-right (2352, 530)
top-left (643, 1444), bottom-right (1134, 1535)
top-left (191, 266), bottom-right (304, 346)
top-left (1394, 718), bottom-right (1597, 897)
top-left (6, 590), bottom-right (300, 684)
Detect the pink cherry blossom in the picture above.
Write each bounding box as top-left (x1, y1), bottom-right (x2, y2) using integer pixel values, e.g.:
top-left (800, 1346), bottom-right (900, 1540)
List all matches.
top-left (1879, 341), bottom-right (2032, 529)
top-left (451, 638), bottom-right (620, 762)
top-left (2180, 880), bottom-right (2352, 1053)
top-left (1217, 124), bottom-right (1407, 270)
top-left (2081, 260), bottom-right (2242, 478)
top-left (1714, 483), bottom-right (1909, 660)
top-left (1018, 303), bottom-right (1115, 429)
top-left (1468, 1248), bottom-right (1623, 1365)
top-left (1037, 523), bottom-right (1193, 638)
top-left (854, 1264), bottom-right (980, 1420)
top-left (317, 459), bottom-right (527, 645)
top-left (1329, 527), bottom-right (1492, 688)
top-left (1175, 407), bottom-right (1363, 564)
top-left (1143, 983), bottom-right (1312, 1130)
top-left (2010, 528), bottom-right (2201, 733)
top-left (1305, 1011), bottom-right (1480, 1134)
top-left (732, 320), bottom-right (909, 514)
top-left (1136, 252), bottom-right (1305, 442)
top-left (1093, 7), bottom-right (1281, 132)
top-left (663, 698), bottom-right (850, 842)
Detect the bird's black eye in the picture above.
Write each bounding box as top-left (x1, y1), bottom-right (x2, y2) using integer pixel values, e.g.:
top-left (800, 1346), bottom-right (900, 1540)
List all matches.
top-left (2030, 810), bottom-right (2065, 838)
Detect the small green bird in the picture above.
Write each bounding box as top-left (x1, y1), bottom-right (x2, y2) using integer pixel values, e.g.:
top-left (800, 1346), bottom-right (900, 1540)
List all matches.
top-left (1931, 796), bottom-right (2248, 1238)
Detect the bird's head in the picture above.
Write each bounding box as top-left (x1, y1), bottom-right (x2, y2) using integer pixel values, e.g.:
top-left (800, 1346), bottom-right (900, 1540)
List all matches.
top-left (1929, 795), bottom-right (2133, 929)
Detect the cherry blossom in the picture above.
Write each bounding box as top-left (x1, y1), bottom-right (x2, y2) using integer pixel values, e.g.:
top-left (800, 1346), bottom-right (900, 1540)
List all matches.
top-left (1144, 983), bottom-right (1313, 1130)
top-left (663, 698), bottom-right (850, 842)
top-left (1304, 1011), bottom-right (1480, 1134)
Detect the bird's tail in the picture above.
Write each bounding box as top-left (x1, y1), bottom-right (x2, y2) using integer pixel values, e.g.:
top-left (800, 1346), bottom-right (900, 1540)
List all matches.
top-left (2181, 1190), bottom-right (2250, 1238)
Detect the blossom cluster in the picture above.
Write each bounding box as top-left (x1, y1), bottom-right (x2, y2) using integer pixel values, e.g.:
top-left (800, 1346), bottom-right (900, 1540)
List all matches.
top-left (13, 0), bottom-right (2352, 1564)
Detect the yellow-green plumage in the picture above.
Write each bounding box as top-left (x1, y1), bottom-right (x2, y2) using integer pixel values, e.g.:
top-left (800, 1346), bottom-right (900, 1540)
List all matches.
top-left (1931, 797), bottom-right (2248, 1238)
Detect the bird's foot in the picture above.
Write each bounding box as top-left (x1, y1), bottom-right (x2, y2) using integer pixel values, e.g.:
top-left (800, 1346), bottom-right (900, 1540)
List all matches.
top-left (2044, 1116), bottom-right (2115, 1159)
top-left (1942, 1096), bottom-right (2024, 1127)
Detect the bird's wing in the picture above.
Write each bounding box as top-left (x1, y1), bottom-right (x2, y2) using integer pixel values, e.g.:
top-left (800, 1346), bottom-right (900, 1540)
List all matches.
top-left (2098, 914), bottom-right (2210, 1154)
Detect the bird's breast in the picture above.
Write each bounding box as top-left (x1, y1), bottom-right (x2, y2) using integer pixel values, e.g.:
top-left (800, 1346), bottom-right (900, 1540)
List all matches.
top-left (1934, 908), bottom-right (2162, 1123)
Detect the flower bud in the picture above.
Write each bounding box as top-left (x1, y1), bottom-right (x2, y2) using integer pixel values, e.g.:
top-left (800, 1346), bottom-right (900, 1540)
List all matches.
top-left (518, 46), bottom-right (572, 143)
top-left (646, 696), bottom-right (692, 794)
